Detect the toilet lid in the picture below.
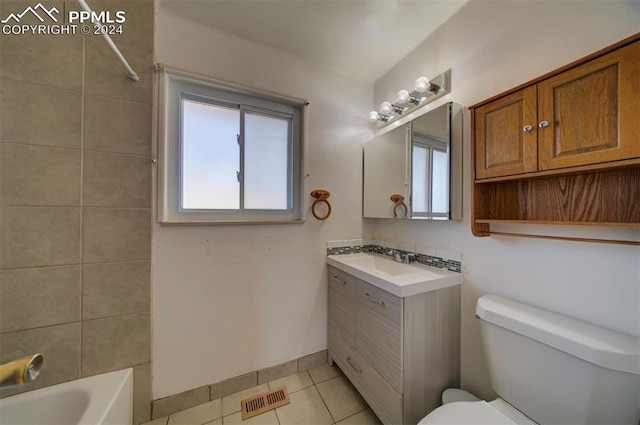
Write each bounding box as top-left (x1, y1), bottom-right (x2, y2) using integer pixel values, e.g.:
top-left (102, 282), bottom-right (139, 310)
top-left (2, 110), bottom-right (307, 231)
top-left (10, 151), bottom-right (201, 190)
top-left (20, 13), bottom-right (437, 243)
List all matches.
top-left (418, 401), bottom-right (516, 425)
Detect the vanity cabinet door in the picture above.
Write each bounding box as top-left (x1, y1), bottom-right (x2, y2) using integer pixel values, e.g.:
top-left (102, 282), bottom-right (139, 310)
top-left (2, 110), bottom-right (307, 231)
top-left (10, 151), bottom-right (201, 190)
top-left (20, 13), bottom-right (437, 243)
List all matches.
top-left (537, 40), bottom-right (640, 170)
top-left (474, 86), bottom-right (538, 179)
top-left (328, 266), bottom-right (356, 349)
top-left (356, 281), bottom-right (403, 394)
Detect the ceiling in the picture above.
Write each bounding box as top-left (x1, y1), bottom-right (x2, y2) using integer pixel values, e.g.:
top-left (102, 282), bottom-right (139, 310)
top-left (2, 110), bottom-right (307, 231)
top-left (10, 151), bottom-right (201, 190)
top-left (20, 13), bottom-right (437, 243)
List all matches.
top-left (158, 0), bottom-right (469, 83)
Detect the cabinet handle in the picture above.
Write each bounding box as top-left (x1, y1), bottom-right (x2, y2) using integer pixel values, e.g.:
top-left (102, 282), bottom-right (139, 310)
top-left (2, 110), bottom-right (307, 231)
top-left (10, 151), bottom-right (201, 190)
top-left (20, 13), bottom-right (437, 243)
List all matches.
top-left (365, 292), bottom-right (385, 307)
top-left (332, 275), bottom-right (347, 285)
top-left (538, 120), bottom-right (549, 129)
top-left (347, 356), bottom-right (362, 374)
top-left (523, 125), bottom-right (533, 133)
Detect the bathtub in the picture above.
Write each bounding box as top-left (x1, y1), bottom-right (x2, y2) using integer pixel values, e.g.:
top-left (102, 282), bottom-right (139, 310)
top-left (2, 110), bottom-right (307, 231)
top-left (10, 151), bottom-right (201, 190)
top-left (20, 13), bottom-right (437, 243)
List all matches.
top-left (0, 368), bottom-right (133, 425)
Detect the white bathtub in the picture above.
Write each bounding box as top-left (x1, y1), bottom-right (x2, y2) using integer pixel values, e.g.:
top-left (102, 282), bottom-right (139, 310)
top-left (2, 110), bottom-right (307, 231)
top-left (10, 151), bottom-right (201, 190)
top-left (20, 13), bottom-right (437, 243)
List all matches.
top-left (0, 368), bottom-right (133, 425)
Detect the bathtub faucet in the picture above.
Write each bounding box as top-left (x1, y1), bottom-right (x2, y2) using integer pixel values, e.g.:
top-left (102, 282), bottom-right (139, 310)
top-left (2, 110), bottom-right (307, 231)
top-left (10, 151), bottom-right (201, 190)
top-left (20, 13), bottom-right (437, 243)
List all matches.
top-left (0, 354), bottom-right (44, 388)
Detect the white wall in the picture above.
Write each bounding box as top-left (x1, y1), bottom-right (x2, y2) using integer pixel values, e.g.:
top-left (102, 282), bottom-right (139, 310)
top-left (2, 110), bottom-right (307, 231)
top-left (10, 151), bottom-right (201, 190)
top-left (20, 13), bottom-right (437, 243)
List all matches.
top-left (371, 0), bottom-right (640, 399)
top-left (153, 11), bottom-right (372, 398)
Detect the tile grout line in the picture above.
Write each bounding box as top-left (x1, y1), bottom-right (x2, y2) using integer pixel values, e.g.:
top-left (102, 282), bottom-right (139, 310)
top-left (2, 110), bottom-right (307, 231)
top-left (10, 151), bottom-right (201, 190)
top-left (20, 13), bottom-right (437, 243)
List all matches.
top-left (79, 30), bottom-right (86, 378)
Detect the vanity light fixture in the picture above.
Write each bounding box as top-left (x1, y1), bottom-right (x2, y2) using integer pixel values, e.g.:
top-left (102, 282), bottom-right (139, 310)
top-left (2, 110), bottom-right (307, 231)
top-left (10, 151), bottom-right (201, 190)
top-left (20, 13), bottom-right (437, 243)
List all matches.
top-left (369, 71), bottom-right (450, 127)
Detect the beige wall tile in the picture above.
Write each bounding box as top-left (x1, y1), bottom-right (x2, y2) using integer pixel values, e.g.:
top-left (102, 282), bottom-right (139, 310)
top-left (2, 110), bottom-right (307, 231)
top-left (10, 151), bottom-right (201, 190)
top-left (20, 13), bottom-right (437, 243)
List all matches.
top-left (153, 386), bottom-right (210, 419)
top-left (0, 33), bottom-right (83, 91)
top-left (81, 312), bottom-right (150, 376)
top-left (83, 261), bottom-right (150, 320)
top-left (1, 143), bottom-right (81, 206)
top-left (83, 208), bottom-right (151, 263)
top-left (0, 265), bottom-right (81, 333)
top-left (298, 350), bottom-right (328, 372)
top-left (85, 38), bottom-right (153, 104)
top-left (0, 206), bottom-right (81, 268)
top-left (134, 363), bottom-right (152, 425)
top-left (86, 0), bottom-right (154, 53)
top-left (211, 371), bottom-right (258, 400)
top-left (0, 79), bottom-right (82, 148)
top-left (257, 359), bottom-right (298, 385)
top-left (84, 95), bottom-right (151, 155)
top-left (0, 323), bottom-right (81, 398)
top-left (83, 151), bottom-right (151, 207)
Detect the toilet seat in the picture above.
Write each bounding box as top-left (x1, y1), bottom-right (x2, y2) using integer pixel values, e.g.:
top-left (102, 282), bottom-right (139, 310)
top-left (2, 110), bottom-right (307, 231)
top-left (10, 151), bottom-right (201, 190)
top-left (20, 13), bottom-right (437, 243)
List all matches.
top-left (418, 400), bottom-right (538, 425)
top-left (418, 401), bottom-right (515, 424)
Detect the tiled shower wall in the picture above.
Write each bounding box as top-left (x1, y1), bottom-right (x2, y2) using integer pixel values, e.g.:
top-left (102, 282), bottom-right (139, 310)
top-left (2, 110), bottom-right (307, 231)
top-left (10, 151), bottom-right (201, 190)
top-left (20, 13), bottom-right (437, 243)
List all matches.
top-left (0, 1), bottom-right (154, 423)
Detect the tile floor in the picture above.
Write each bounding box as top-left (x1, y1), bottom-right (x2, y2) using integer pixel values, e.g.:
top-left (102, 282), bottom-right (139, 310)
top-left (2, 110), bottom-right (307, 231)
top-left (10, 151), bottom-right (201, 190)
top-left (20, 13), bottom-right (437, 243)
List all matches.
top-left (143, 364), bottom-right (382, 425)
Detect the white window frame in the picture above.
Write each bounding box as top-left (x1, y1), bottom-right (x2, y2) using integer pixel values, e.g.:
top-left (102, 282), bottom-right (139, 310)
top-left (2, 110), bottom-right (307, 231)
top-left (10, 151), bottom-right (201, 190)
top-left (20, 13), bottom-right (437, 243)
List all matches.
top-left (156, 66), bottom-right (306, 224)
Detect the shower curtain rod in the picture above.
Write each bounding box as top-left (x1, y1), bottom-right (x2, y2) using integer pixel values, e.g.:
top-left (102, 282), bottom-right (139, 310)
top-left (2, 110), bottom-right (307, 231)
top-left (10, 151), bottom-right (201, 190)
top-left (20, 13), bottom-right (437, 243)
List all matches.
top-left (77, 0), bottom-right (139, 81)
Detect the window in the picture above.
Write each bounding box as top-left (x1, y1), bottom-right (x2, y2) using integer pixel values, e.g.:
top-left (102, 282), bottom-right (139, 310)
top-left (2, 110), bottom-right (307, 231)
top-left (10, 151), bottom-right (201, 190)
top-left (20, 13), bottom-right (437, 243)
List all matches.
top-left (158, 69), bottom-right (305, 223)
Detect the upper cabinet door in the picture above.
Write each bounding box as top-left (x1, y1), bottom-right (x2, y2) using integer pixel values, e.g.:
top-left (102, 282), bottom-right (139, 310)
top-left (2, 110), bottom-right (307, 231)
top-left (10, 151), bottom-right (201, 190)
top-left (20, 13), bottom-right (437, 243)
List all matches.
top-left (474, 86), bottom-right (538, 179)
top-left (537, 41), bottom-right (640, 170)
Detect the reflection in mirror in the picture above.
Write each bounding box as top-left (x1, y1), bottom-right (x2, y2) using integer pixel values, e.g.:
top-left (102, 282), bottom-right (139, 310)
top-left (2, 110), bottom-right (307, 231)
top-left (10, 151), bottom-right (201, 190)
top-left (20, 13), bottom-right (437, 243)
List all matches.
top-left (410, 102), bottom-right (462, 220)
top-left (411, 103), bottom-right (450, 219)
top-left (362, 124), bottom-right (408, 218)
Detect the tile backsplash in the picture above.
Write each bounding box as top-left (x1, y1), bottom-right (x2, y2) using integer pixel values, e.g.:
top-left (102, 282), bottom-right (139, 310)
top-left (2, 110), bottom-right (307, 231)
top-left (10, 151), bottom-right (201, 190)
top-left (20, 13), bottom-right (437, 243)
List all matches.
top-left (326, 239), bottom-right (462, 273)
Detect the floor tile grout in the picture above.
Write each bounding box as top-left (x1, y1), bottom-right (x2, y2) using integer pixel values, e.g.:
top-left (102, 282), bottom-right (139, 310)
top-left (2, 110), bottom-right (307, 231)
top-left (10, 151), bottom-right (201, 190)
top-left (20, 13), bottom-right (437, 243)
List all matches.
top-left (152, 364), bottom-right (376, 425)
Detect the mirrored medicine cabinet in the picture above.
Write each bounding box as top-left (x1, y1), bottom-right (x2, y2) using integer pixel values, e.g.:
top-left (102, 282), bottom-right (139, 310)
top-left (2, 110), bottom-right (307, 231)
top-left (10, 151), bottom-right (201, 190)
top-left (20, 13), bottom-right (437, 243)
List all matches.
top-left (363, 102), bottom-right (463, 220)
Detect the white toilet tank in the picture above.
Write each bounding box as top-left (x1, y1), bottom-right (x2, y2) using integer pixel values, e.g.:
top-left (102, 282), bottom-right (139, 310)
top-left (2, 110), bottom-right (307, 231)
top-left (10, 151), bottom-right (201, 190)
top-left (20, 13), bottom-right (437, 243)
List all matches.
top-left (476, 295), bottom-right (640, 424)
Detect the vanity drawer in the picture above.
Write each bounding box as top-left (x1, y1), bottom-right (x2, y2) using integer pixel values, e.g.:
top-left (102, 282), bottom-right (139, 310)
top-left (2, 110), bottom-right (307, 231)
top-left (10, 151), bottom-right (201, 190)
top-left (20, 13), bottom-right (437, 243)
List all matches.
top-left (330, 328), bottom-right (402, 425)
top-left (350, 351), bottom-right (403, 425)
top-left (328, 266), bottom-right (356, 342)
top-left (356, 281), bottom-right (403, 393)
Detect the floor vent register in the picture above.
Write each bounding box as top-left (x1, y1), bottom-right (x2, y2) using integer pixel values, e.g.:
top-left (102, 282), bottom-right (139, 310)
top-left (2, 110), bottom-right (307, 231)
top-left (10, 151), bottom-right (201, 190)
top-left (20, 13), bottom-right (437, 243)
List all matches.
top-left (241, 386), bottom-right (290, 420)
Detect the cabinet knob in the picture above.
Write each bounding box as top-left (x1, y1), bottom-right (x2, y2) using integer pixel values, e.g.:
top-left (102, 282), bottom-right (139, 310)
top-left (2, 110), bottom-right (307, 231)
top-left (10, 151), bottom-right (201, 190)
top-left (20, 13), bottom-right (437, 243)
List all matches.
top-left (538, 120), bottom-right (549, 129)
top-left (523, 125), bottom-right (533, 133)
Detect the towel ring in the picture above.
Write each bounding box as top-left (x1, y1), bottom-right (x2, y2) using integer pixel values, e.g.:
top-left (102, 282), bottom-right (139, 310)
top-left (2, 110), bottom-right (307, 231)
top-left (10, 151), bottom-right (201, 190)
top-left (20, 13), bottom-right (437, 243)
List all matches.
top-left (390, 194), bottom-right (407, 218)
top-left (311, 189), bottom-right (332, 220)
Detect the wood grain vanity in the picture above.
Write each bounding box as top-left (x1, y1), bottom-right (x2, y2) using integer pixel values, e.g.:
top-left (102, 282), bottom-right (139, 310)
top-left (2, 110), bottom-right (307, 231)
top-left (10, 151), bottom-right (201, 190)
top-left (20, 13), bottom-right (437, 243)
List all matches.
top-left (471, 34), bottom-right (640, 242)
top-left (327, 263), bottom-right (460, 425)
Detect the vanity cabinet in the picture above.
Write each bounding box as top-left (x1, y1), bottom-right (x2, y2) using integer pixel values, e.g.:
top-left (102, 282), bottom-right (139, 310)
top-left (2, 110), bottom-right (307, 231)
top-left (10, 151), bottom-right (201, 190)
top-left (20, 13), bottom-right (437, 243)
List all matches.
top-left (327, 266), bottom-right (460, 425)
top-left (471, 34), bottom-right (640, 237)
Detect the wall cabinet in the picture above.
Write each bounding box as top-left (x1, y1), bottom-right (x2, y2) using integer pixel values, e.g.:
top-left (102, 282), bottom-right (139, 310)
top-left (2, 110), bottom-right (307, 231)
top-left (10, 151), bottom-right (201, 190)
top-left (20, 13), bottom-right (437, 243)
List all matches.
top-left (327, 266), bottom-right (460, 425)
top-left (471, 34), bottom-right (640, 238)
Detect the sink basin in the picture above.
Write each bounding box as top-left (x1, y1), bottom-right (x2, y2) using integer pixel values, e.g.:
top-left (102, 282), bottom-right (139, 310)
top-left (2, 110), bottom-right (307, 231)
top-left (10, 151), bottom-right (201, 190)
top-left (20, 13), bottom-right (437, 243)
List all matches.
top-left (344, 255), bottom-right (439, 277)
top-left (326, 253), bottom-right (461, 297)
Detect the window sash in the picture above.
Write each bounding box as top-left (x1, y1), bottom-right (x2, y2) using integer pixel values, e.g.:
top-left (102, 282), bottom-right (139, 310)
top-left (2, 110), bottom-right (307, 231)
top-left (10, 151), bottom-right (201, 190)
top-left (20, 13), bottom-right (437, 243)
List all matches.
top-left (157, 68), bottom-right (304, 223)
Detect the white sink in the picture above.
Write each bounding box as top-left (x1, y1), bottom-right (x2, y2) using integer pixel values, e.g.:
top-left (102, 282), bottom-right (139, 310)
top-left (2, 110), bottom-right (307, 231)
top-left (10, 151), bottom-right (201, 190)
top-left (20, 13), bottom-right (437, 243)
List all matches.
top-left (327, 253), bottom-right (461, 297)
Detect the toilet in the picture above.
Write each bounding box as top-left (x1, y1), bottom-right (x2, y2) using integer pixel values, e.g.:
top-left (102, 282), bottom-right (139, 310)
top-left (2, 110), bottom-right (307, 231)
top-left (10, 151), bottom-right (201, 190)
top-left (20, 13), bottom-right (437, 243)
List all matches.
top-left (419, 295), bottom-right (640, 424)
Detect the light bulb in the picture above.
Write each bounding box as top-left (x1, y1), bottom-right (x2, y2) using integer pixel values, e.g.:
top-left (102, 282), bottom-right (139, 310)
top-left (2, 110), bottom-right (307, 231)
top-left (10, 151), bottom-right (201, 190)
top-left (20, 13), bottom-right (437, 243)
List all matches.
top-left (380, 101), bottom-right (393, 115)
top-left (414, 76), bottom-right (430, 93)
top-left (396, 90), bottom-right (410, 104)
top-left (368, 111), bottom-right (380, 122)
